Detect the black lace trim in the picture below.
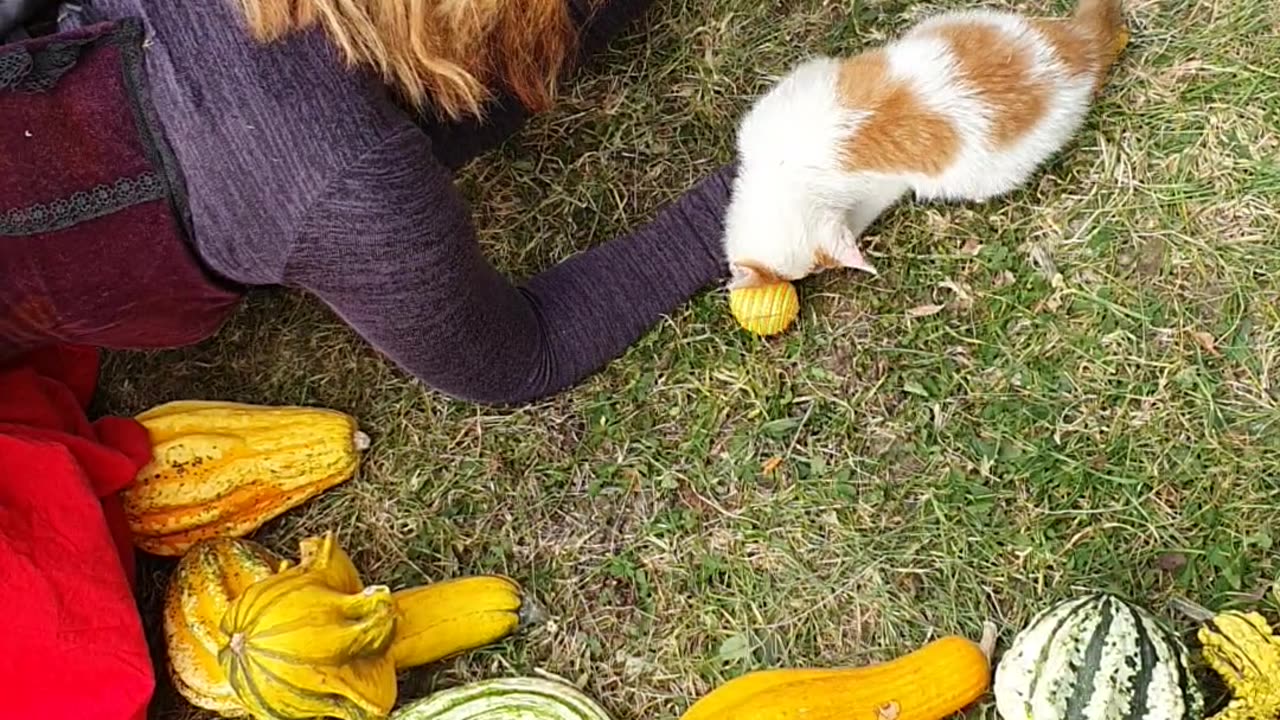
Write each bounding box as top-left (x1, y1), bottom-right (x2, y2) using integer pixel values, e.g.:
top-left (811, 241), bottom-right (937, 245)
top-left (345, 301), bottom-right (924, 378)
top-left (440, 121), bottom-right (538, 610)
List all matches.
top-left (108, 18), bottom-right (198, 245)
top-left (0, 172), bottom-right (165, 236)
top-left (0, 38), bottom-right (88, 93)
top-left (0, 17), bottom-right (227, 294)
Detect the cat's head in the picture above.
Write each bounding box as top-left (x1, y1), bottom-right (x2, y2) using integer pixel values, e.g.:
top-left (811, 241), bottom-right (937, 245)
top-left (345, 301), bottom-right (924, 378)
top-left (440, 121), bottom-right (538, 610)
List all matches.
top-left (722, 169), bottom-right (875, 289)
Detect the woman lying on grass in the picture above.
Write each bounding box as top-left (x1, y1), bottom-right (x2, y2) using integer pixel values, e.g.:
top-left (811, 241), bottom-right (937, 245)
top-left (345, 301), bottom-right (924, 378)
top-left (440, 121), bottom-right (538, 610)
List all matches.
top-left (0, 0), bottom-right (732, 403)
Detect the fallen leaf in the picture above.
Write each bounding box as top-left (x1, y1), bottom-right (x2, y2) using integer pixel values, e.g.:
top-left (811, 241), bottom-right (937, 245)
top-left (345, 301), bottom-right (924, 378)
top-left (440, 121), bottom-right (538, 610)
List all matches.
top-left (939, 280), bottom-right (974, 309)
top-left (961, 238), bottom-right (984, 256)
top-left (939, 280), bottom-right (970, 299)
top-left (906, 304), bottom-right (945, 318)
top-left (1137, 235), bottom-right (1167, 277)
top-left (1190, 331), bottom-right (1220, 356)
top-left (1026, 242), bottom-right (1059, 281)
top-left (717, 633), bottom-right (753, 663)
top-left (1243, 584), bottom-right (1271, 603)
top-left (761, 456), bottom-right (783, 475)
top-left (1156, 552), bottom-right (1187, 574)
top-left (1169, 596), bottom-right (1215, 622)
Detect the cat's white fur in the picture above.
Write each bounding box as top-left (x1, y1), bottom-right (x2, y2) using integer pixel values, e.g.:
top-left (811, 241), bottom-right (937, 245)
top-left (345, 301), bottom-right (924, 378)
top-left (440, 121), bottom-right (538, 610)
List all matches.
top-left (723, 7), bottom-right (1116, 287)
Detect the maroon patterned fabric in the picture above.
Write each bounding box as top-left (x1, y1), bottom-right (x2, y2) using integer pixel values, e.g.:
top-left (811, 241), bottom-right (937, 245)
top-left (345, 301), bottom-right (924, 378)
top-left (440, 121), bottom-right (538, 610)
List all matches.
top-left (0, 20), bottom-right (241, 360)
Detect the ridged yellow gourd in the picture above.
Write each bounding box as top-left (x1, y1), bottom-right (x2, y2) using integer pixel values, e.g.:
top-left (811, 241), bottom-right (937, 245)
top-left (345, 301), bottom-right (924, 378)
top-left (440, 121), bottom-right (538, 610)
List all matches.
top-left (164, 538), bottom-right (282, 717)
top-left (1199, 610), bottom-right (1280, 720)
top-left (216, 533), bottom-right (530, 720)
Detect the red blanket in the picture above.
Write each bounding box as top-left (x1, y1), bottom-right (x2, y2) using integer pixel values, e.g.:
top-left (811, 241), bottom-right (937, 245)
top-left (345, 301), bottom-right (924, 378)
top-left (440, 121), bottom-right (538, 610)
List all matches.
top-left (0, 345), bottom-right (154, 720)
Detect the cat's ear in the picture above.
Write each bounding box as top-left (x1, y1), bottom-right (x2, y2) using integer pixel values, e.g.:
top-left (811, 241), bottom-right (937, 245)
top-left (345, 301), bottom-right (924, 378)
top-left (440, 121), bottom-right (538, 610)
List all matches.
top-left (728, 262), bottom-right (774, 289)
top-left (828, 238), bottom-right (878, 275)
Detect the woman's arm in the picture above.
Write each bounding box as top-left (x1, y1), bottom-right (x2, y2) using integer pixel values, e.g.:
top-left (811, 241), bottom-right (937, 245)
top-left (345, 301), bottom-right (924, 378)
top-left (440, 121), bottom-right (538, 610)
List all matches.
top-left (286, 128), bottom-right (733, 404)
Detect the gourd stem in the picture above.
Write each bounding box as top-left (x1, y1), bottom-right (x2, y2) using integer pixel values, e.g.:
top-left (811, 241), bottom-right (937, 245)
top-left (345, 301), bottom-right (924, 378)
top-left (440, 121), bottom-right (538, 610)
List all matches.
top-left (1169, 596), bottom-right (1215, 623)
top-left (980, 620), bottom-right (999, 662)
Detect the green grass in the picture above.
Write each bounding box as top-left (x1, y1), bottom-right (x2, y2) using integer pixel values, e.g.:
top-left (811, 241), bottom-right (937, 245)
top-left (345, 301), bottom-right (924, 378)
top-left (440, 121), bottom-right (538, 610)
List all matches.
top-left (98, 0), bottom-right (1280, 718)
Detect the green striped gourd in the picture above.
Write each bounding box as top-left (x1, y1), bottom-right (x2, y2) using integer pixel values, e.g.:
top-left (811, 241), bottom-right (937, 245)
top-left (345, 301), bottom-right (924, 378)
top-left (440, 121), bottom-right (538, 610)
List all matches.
top-left (994, 593), bottom-right (1204, 720)
top-left (391, 677), bottom-right (612, 720)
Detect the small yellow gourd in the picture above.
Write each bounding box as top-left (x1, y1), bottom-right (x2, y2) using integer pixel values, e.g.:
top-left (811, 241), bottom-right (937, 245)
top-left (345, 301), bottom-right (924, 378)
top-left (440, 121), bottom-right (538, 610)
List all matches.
top-left (1199, 610), bottom-right (1280, 720)
top-left (729, 282), bottom-right (799, 336)
top-left (680, 636), bottom-right (990, 720)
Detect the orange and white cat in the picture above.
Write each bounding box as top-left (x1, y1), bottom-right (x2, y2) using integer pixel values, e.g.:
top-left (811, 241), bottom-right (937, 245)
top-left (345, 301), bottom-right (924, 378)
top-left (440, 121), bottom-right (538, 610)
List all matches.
top-left (723, 0), bottom-right (1129, 287)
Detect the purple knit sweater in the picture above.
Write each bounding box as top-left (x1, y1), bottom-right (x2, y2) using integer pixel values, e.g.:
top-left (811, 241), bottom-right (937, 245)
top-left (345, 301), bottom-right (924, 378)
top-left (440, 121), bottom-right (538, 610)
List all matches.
top-left (70, 0), bottom-right (733, 404)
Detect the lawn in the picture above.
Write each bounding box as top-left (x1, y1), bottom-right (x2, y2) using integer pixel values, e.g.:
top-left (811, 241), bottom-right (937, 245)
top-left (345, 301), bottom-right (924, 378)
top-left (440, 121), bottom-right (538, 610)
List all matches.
top-left (97, 0), bottom-right (1280, 718)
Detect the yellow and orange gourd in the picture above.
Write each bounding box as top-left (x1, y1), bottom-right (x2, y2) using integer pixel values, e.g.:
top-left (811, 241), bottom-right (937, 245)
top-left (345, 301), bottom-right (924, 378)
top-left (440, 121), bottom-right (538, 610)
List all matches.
top-left (681, 635), bottom-right (991, 720)
top-left (123, 401), bottom-right (371, 556)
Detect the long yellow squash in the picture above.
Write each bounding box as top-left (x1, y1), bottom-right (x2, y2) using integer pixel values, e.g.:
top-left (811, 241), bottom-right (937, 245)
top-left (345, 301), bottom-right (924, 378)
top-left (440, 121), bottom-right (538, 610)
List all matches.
top-left (389, 575), bottom-right (528, 669)
top-left (681, 636), bottom-right (991, 720)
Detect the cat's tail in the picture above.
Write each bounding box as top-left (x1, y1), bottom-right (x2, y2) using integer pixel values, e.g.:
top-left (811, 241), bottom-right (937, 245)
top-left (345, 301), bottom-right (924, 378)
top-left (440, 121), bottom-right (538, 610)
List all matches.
top-left (1072, 0), bottom-right (1129, 66)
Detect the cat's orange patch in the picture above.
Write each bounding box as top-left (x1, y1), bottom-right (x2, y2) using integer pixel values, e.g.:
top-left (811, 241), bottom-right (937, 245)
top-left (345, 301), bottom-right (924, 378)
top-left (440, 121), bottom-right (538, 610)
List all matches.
top-left (812, 249), bottom-right (842, 271)
top-left (837, 51), bottom-right (960, 176)
top-left (1029, 19), bottom-right (1096, 77)
top-left (1032, 17), bottom-right (1125, 95)
top-left (930, 21), bottom-right (1048, 149)
top-left (735, 260), bottom-right (786, 287)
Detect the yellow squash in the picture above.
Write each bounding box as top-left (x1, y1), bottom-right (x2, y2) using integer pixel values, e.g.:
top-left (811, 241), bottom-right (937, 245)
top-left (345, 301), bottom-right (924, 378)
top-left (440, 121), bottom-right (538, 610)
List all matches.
top-left (1199, 610), bottom-right (1280, 720)
top-left (388, 575), bottom-right (528, 669)
top-left (123, 401), bottom-right (371, 556)
top-left (164, 538), bottom-right (282, 717)
top-left (680, 636), bottom-right (990, 720)
top-left (217, 533), bottom-right (530, 720)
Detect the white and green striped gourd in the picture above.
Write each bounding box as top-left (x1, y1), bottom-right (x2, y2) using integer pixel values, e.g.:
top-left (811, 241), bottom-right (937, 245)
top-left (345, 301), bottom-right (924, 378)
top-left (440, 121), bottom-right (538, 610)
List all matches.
top-left (392, 677), bottom-right (612, 720)
top-left (994, 593), bottom-right (1204, 720)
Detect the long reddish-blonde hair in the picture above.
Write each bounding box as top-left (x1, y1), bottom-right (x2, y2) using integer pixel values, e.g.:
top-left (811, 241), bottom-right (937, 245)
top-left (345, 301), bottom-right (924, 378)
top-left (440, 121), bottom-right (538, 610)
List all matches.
top-left (236, 0), bottom-right (578, 119)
